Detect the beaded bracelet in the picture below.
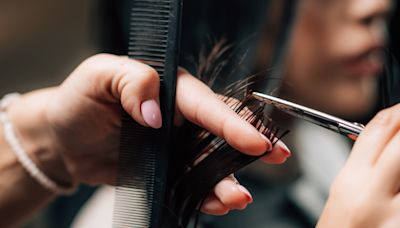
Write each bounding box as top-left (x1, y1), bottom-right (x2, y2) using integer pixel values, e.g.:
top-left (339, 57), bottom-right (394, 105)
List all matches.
top-left (0, 93), bottom-right (76, 195)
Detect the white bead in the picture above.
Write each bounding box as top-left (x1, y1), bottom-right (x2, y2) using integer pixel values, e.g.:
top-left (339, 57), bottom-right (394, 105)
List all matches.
top-left (0, 93), bottom-right (76, 195)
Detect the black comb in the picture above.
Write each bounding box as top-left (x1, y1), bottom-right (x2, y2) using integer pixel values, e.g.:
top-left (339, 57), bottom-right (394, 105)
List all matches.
top-left (113, 0), bottom-right (182, 227)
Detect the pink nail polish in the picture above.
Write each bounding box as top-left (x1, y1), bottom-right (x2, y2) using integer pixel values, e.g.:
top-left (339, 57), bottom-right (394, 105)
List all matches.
top-left (141, 99), bottom-right (162, 129)
top-left (238, 185), bottom-right (253, 203)
top-left (276, 140), bottom-right (291, 157)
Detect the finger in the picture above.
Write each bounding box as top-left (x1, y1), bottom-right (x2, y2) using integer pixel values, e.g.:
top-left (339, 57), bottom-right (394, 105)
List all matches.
top-left (260, 140), bottom-right (291, 164)
top-left (74, 54), bottom-right (162, 129)
top-left (200, 194), bottom-right (229, 215)
top-left (223, 96), bottom-right (292, 164)
top-left (176, 69), bottom-right (276, 156)
top-left (213, 175), bottom-right (252, 210)
top-left (347, 104), bottom-right (400, 167)
top-left (372, 129), bottom-right (400, 194)
top-left (391, 194), bottom-right (400, 211)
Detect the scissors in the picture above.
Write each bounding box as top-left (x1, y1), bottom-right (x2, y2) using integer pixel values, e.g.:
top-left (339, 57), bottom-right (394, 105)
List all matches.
top-left (252, 92), bottom-right (365, 141)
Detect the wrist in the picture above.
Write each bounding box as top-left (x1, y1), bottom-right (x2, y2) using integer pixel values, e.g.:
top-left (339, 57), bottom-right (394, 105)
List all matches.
top-left (6, 89), bottom-right (76, 192)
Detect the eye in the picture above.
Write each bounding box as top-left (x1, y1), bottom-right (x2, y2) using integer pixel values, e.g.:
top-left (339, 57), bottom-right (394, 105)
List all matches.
top-left (361, 14), bottom-right (390, 31)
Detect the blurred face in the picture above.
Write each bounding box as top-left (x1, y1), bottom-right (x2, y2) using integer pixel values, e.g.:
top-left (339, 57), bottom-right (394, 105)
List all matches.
top-left (283, 0), bottom-right (392, 118)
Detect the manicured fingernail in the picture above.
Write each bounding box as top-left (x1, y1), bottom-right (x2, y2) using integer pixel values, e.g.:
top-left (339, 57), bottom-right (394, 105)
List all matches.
top-left (276, 140), bottom-right (291, 157)
top-left (238, 185), bottom-right (253, 203)
top-left (260, 134), bottom-right (273, 152)
top-left (141, 99), bottom-right (162, 129)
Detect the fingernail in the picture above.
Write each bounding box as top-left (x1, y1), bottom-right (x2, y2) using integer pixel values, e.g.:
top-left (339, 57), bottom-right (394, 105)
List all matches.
top-left (260, 134), bottom-right (273, 152)
top-left (141, 99), bottom-right (162, 129)
top-left (238, 185), bottom-right (253, 203)
top-left (276, 140), bottom-right (291, 157)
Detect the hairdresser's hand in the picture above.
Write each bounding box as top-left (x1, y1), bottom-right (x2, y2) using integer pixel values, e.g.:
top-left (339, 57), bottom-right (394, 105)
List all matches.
top-left (318, 104), bottom-right (400, 228)
top-left (9, 54), bottom-right (290, 215)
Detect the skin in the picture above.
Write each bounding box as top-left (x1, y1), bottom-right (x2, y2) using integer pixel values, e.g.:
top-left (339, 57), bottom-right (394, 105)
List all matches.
top-left (318, 104), bottom-right (400, 228)
top-left (281, 0), bottom-right (400, 227)
top-left (283, 0), bottom-right (392, 119)
top-left (0, 54), bottom-right (291, 227)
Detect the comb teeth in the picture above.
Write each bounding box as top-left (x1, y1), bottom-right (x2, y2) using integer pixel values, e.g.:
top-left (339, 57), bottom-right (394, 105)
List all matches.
top-left (114, 116), bottom-right (159, 228)
top-left (114, 0), bottom-right (182, 227)
top-left (128, 0), bottom-right (173, 80)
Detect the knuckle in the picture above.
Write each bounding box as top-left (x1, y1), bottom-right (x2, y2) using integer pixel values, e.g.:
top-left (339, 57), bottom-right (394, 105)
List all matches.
top-left (78, 54), bottom-right (117, 81)
top-left (137, 65), bottom-right (160, 86)
top-left (194, 97), bottom-right (210, 127)
top-left (84, 53), bottom-right (113, 66)
top-left (221, 116), bottom-right (233, 141)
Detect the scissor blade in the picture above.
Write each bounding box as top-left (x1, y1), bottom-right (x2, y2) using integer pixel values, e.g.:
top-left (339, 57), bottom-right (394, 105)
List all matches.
top-left (251, 92), bottom-right (364, 139)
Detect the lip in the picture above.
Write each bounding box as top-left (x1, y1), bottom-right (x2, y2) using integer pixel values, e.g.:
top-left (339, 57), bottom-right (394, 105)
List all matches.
top-left (344, 49), bottom-right (384, 77)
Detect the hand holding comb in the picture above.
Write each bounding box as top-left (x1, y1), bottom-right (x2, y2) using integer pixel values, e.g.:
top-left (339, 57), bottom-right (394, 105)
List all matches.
top-left (113, 0), bottom-right (183, 227)
top-left (112, 0), bottom-right (297, 227)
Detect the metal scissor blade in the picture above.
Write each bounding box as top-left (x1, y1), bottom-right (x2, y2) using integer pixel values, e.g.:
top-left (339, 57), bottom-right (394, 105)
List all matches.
top-left (252, 92), bottom-right (364, 140)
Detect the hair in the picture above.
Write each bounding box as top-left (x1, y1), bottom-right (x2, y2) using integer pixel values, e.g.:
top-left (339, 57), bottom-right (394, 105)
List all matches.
top-left (162, 41), bottom-right (289, 228)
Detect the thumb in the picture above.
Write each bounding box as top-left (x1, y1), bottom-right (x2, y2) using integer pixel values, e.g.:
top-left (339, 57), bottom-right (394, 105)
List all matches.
top-left (72, 54), bottom-right (162, 129)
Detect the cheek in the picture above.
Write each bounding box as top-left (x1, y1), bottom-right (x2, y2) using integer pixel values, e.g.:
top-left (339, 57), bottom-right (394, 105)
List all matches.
top-left (287, 22), bottom-right (333, 86)
top-left (321, 77), bottom-right (378, 117)
top-left (285, 69), bottom-right (377, 118)
top-left (285, 50), bottom-right (333, 98)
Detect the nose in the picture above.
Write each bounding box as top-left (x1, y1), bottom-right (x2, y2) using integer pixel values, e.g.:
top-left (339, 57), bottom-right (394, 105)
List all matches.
top-left (349, 0), bottom-right (392, 44)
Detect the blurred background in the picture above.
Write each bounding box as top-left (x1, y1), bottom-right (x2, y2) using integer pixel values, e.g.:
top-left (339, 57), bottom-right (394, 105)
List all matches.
top-left (0, 0), bottom-right (399, 227)
top-left (0, 0), bottom-right (96, 93)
